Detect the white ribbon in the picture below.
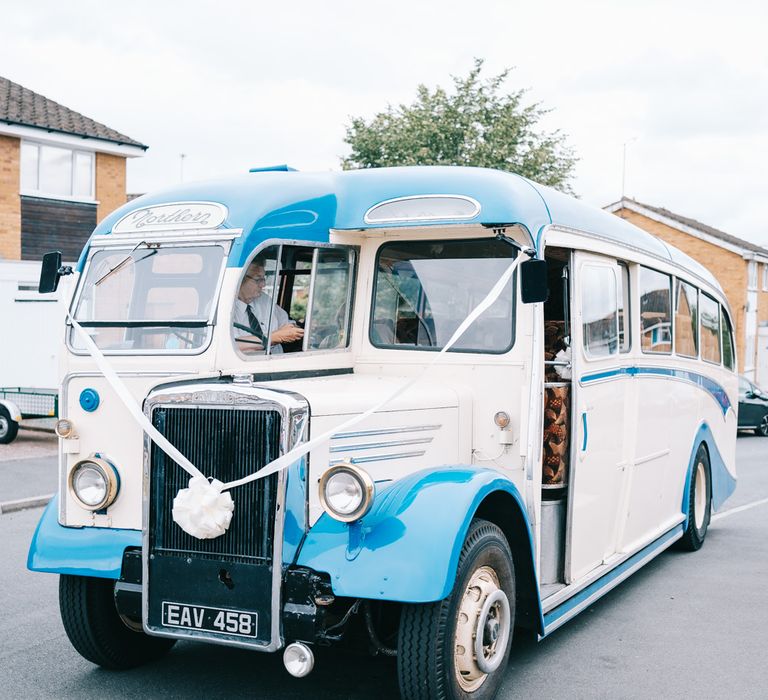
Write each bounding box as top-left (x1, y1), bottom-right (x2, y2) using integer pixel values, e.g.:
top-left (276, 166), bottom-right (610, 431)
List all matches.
top-left (67, 253), bottom-right (525, 539)
top-left (171, 477), bottom-right (234, 539)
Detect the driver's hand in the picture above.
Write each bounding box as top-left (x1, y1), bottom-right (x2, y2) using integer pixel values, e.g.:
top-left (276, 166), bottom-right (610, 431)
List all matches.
top-left (271, 324), bottom-right (305, 344)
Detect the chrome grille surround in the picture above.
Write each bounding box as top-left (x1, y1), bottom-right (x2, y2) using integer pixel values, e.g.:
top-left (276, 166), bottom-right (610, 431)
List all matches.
top-left (141, 382), bottom-right (309, 651)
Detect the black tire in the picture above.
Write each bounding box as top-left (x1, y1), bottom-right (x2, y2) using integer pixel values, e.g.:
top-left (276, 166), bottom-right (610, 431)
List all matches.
top-left (397, 519), bottom-right (515, 700)
top-left (59, 575), bottom-right (175, 669)
top-left (677, 444), bottom-right (712, 552)
top-left (0, 406), bottom-right (19, 444)
top-left (755, 414), bottom-right (768, 437)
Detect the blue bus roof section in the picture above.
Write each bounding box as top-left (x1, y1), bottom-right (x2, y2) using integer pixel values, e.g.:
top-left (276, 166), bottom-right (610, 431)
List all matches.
top-left (87, 166), bottom-right (721, 292)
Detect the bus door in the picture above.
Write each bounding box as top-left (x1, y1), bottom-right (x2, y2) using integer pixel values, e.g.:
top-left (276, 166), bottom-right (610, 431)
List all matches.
top-left (567, 252), bottom-right (630, 581)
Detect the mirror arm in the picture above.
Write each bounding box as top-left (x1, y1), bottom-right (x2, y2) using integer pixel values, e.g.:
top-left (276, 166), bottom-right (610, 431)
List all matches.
top-left (57, 265), bottom-right (74, 277)
top-left (493, 231), bottom-right (536, 259)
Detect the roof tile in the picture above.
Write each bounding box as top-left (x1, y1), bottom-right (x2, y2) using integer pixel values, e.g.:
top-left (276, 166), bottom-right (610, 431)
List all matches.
top-left (608, 197), bottom-right (768, 256)
top-left (0, 75), bottom-right (147, 149)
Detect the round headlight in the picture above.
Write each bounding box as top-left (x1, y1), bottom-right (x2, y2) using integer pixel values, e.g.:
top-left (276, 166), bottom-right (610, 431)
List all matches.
top-left (69, 457), bottom-right (119, 511)
top-left (319, 462), bottom-right (374, 523)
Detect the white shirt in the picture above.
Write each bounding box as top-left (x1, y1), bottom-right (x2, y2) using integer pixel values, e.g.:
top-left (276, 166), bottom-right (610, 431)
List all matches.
top-left (233, 295), bottom-right (293, 354)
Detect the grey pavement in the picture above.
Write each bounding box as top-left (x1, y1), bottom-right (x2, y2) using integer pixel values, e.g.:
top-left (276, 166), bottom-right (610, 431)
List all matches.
top-left (0, 455), bottom-right (57, 503)
top-left (0, 429), bottom-right (56, 503)
top-left (0, 436), bottom-right (766, 698)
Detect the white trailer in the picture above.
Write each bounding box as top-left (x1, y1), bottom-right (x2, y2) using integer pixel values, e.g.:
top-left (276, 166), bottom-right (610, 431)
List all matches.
top-left (0, 260), bottom-right (73, 442)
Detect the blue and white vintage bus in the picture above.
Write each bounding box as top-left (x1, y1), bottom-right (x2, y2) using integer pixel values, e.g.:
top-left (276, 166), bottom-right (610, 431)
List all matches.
top-left (29, 165), bottom-right (737, 700)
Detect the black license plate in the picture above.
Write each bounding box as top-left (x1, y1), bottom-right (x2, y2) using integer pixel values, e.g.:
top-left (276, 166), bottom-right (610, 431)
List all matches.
top-left (162, 601), bottom-right (258, 638)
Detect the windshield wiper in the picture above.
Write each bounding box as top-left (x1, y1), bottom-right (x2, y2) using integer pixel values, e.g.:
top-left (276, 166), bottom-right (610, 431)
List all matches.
top-left (75, 320), bottom-right (208, 328)
top-left (95, 242), bottom-right (157, 286)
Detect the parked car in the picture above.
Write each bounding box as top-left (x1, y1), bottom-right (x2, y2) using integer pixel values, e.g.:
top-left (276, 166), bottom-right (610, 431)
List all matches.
top-left (738, 376), bottom-right (768, 435)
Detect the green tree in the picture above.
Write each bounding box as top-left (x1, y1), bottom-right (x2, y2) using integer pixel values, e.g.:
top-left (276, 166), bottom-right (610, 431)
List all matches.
top-left (341, 59), bottom-right (577, 193)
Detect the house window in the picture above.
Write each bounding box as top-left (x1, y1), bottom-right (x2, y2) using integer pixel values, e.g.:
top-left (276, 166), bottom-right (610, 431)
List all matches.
top-left (748, 261), bottom-right (758, 291)
top-left (763, 264), bottom-right (768, 291)
top-left (20, 141), bottom-right (95, 200)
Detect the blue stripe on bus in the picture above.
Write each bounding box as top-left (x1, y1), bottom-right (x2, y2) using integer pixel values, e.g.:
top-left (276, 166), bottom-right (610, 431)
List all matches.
top-left (580, 366), bottom-right (731, 415)
top-left (542, 524), bottom-right (683, 635)
top-left (581, 412), bottom-right (588, 451)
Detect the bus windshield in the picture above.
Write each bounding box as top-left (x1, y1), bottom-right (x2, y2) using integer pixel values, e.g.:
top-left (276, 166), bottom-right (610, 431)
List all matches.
top-left (69, 243), bottom-right (226, 353)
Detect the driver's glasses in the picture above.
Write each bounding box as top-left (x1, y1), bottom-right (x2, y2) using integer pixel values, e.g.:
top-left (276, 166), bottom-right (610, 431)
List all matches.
top-left (245, 274), bottom-right (267, 284)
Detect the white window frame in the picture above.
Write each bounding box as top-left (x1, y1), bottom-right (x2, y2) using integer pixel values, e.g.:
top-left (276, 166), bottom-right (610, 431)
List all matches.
top-left (762, 263), bottom-right (768, 292)
top-left (748, 260), bottom-right (758, 291)
top-left (20, 139), bottom-right (96, 203)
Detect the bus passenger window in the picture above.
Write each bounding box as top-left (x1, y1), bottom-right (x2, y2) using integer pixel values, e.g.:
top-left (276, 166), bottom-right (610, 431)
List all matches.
top-left (640, 267), bottom-right (672, 353)
top-left (721, 308), bottom-right (735, 370)
top-left (700, 293), bottom-right (721, 364)
top-left (618, 263), bottom-right (630, 352)
top-left (581, 265), bottom-right (618, 357)
top-left (675, 280), bottom-right (698, 358)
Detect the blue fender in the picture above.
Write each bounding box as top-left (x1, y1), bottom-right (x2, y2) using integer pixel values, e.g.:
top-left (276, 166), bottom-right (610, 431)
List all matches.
top-left (296, 466), bottom-right (535, 604)
top-left (681, 423), bottom-right (737, 529)
top-left (27, 496), bottom-right (141, 579)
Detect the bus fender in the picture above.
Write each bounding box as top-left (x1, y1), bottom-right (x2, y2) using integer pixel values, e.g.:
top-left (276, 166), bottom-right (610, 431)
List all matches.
top-left (0, 399), bottom-right (22, 422)
top-left (27, 495), bottom-right (141, 578)
top-left (296, 466), bottom-right (541, 620)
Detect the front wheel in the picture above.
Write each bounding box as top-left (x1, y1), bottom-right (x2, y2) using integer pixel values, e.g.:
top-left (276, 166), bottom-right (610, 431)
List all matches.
top-left (0, 406), bottom-right (19, 444)
top-left (677, 444), bottom-right (712, 552)
top-left (397, 519), bottom-right (515, 700)
top-left (59, 575), bottom-right (175, 669)
top-left (755, 414), bottom-right (768, 437)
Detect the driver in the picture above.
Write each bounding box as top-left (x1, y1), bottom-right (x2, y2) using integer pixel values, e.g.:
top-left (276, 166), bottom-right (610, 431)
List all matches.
top-left (233, 258), bottom-right (304, 354)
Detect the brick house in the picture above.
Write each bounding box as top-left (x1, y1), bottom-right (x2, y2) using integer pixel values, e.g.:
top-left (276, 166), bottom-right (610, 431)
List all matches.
top-left (606, 198), bottom-right (768, 383)
top-left (0, 75), bottom-right (146, 262)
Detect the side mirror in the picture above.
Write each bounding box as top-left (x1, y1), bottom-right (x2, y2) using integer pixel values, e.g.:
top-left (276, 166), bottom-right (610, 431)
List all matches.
top-left (520, 258), bottom-right (549, 304)
top-left (39, 251), bottom-right (73, 293)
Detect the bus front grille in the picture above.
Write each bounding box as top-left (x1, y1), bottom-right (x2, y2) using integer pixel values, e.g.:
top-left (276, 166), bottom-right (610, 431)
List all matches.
top-left (149, 406), bottom-right (281, 564)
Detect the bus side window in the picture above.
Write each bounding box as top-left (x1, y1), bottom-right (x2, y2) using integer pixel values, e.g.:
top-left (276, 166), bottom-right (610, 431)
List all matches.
top-left (618, 262), bottom-right (630, 352)
top-left (639, 267), bottom-right (672, 353)
top-left (721, 307), bottom-right (735, 370)
top-left (700, 293), bottom-right (721, 364)
top-left (581, 264), bottom-right (618, 358)
top-left (674, 280), bottom-right (699, 358)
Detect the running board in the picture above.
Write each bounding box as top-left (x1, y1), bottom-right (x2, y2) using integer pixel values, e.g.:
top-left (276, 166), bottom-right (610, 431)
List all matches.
top-left (540, 525), bottom-right (683, 638)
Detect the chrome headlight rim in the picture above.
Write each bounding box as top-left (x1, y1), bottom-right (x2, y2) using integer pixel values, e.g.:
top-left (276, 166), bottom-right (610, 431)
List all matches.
top-left (319, 461), bottom-right (374, 523)
top-left (68, 456), bottom-right (120, 511)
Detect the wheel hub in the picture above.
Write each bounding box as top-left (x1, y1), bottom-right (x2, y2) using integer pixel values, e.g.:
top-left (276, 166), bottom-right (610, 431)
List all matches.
top-left (694, 461), bottom-right (707, 530)
top-left (0, 416), bottom-right (8, 437)
top-left (454, 565), bottom-right (511, 692)
top-left (485, 617), bottom-right (499, 644)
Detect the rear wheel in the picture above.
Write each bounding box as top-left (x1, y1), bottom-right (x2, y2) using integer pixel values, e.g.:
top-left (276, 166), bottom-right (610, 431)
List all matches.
top-left (0, 406), bottom-right (19, 444)
top-left (397, 519), bottom-right (515, 700)
top-left (59, 575), bottom-right (175, 669)
top-left (677, 445), bottom-right (712, 552)
top-left (755, 414), bottom-right (768, 437)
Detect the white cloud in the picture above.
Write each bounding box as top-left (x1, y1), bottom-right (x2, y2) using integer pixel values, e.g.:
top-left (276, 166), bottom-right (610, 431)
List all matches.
top-left (1, 0), bottom-right (766, 243)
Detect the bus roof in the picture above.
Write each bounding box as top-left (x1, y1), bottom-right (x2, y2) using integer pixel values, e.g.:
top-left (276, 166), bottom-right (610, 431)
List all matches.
top-left (90, 166), bottom-right (721, 293)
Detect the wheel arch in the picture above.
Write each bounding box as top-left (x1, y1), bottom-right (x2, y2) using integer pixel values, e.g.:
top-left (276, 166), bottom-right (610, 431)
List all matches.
top-left (0, 399), bottom-right (22, 422)
top-left (297, 466), bottom-right (544, 634)
top-left (474, 490), bottom-right (543, 634)
top-left (681, 423), bottom-right (736, 529)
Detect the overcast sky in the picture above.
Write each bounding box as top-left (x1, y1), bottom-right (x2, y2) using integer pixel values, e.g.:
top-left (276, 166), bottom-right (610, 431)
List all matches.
top-left (2, 1), bottom-right (766, 243)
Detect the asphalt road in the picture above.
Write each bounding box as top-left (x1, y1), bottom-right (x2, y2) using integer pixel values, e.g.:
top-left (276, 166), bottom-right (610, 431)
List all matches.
top-left (1, 435), bottom-right (766, 699)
